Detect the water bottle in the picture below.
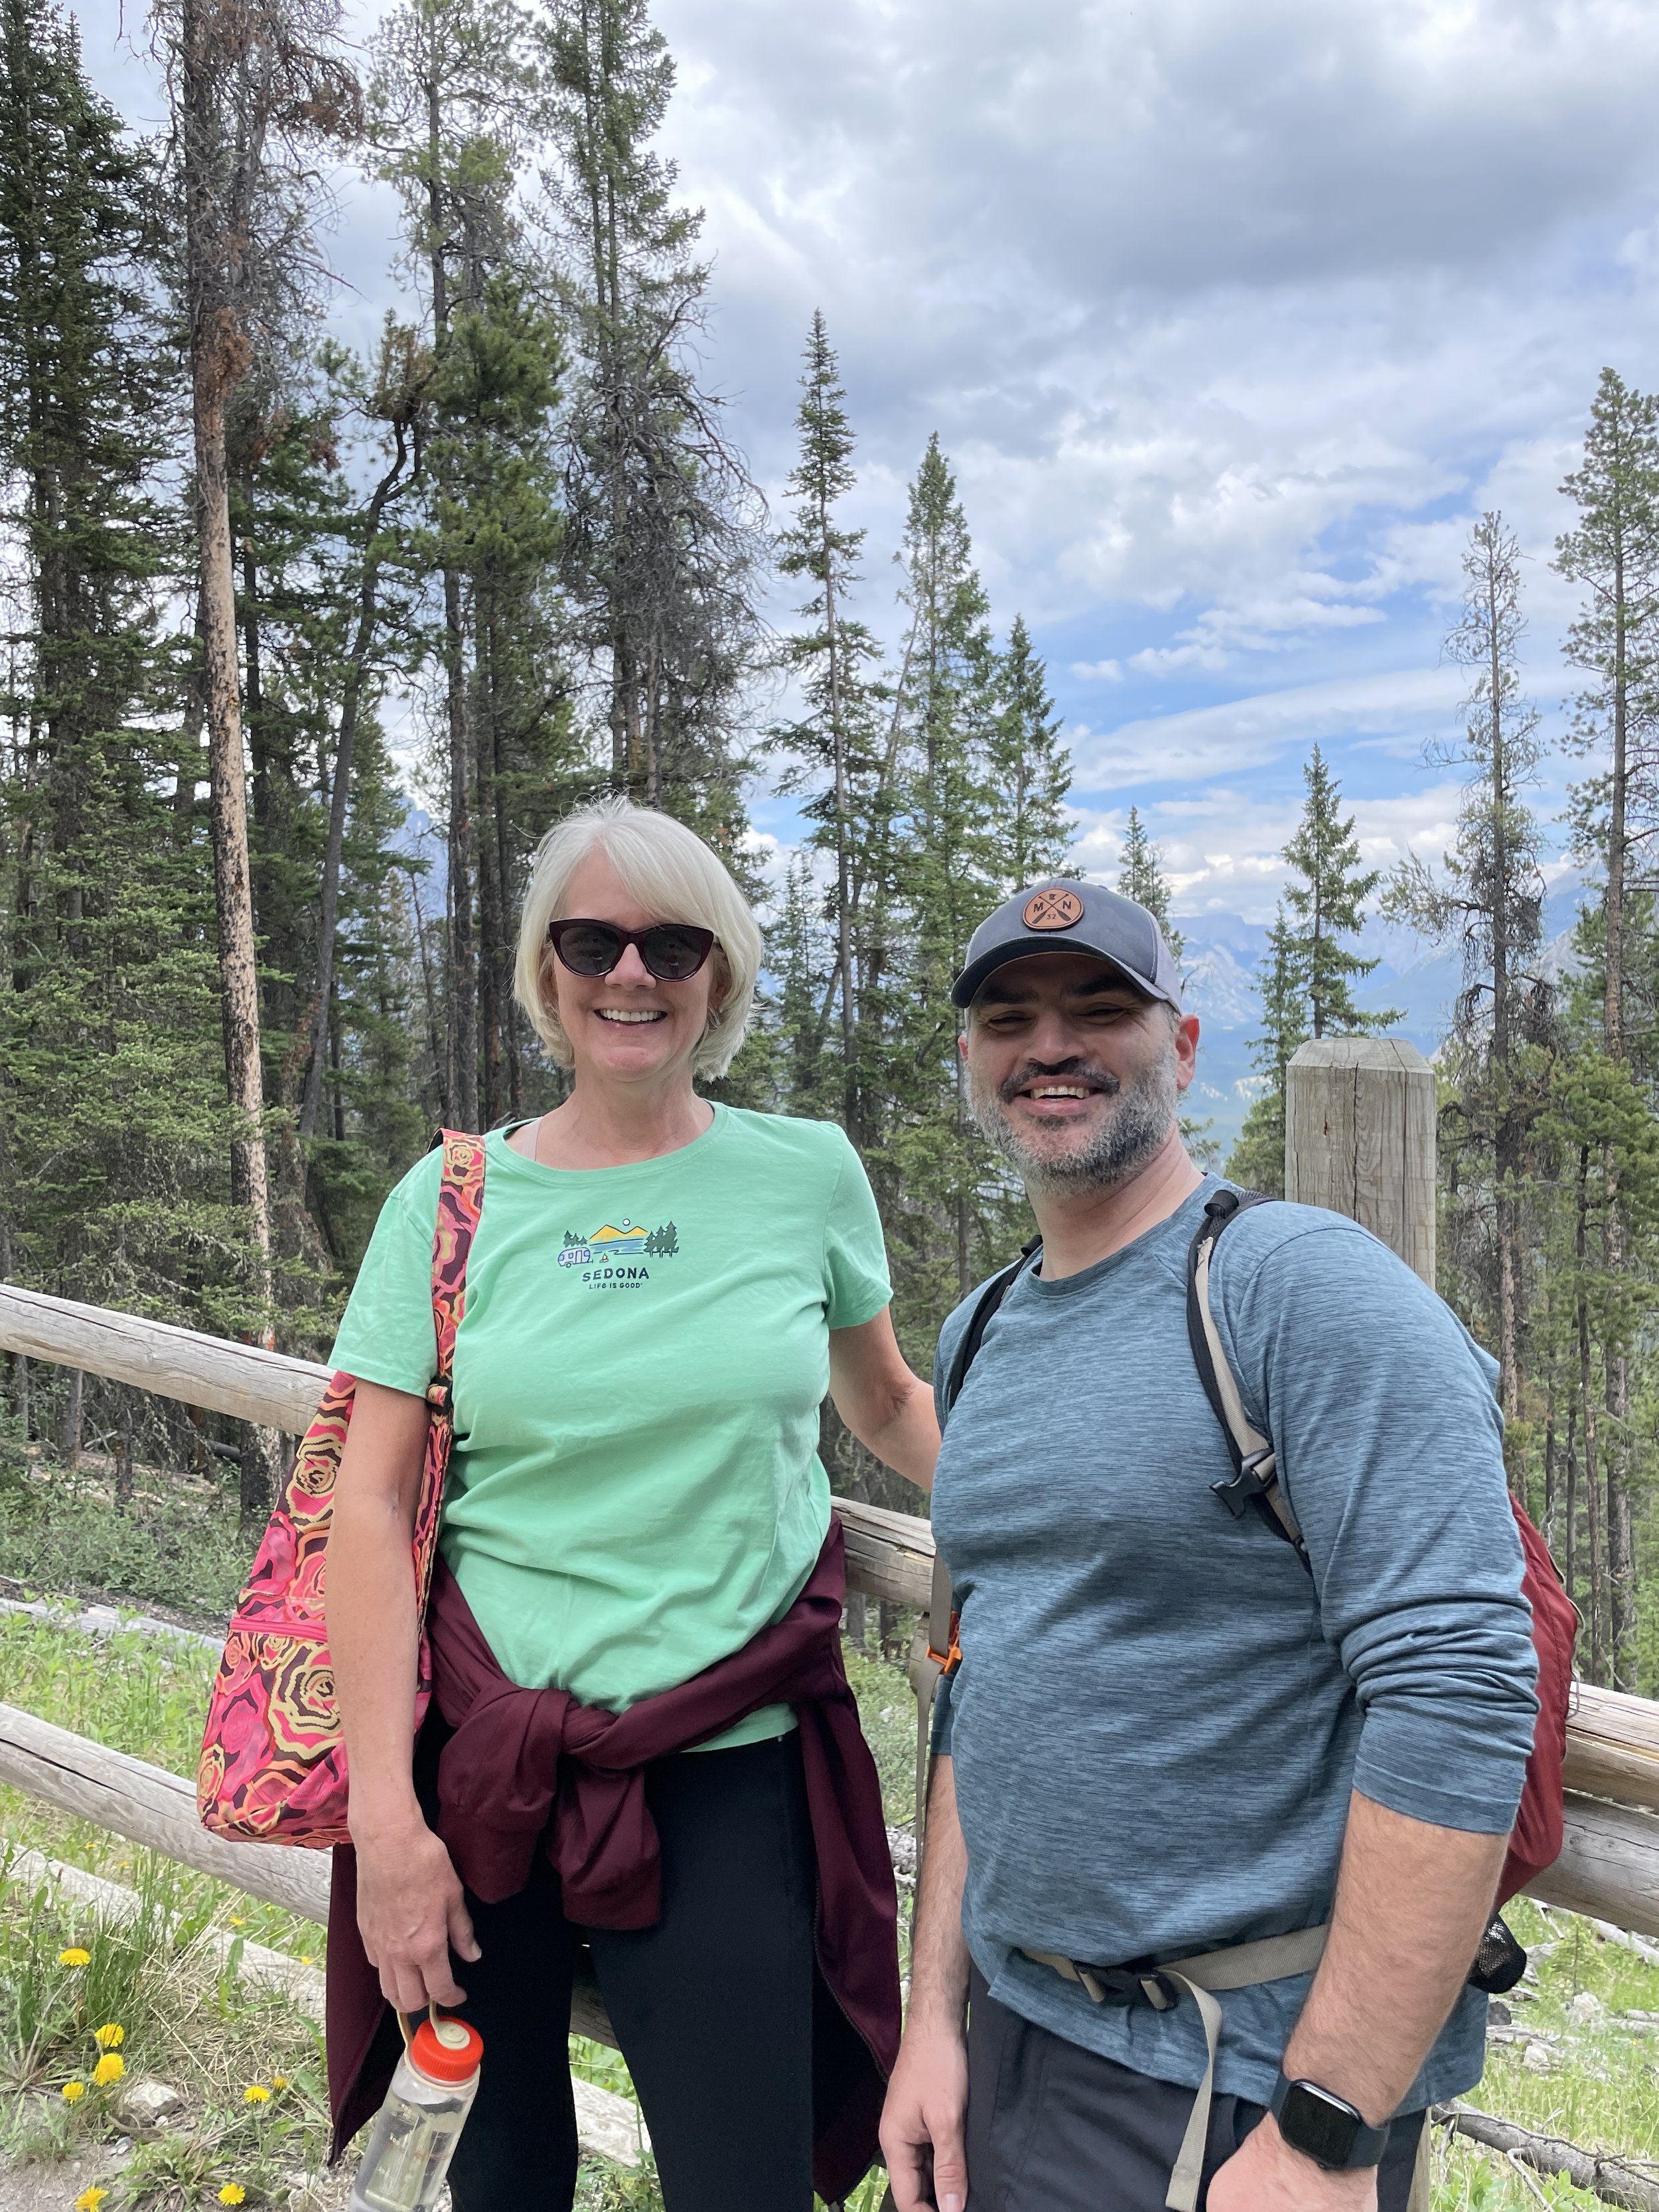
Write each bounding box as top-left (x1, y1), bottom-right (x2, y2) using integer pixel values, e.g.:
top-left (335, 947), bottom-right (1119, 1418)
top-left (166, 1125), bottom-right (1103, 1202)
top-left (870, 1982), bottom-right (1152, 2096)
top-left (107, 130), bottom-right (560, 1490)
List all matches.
top-left (348, 2012), bottom-right (484, 2212)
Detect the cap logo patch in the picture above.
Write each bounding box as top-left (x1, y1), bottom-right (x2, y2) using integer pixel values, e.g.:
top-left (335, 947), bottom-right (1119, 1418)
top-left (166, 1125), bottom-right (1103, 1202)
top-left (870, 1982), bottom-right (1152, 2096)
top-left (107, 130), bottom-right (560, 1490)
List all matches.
top-left (1023, 887), bottom-right (1084, 931)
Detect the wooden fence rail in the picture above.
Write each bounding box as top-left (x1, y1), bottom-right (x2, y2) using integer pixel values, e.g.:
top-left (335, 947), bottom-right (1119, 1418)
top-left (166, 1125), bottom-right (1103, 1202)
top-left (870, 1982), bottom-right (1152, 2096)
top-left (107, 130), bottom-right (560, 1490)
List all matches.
top-left (3, 1280), bottom-right (1659, 1941)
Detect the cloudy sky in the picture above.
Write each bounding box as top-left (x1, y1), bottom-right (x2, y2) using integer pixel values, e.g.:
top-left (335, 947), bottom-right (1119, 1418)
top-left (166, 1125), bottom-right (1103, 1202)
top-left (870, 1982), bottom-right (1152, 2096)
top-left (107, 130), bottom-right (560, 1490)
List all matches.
top-left (83, 0), bottom-right (1659, 933)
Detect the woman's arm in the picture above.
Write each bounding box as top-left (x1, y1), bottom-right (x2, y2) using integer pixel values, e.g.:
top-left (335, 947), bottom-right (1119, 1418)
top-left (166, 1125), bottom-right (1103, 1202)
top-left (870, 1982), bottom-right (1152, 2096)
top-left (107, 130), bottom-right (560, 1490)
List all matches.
top-left (326, 1377), bottom-right (480, 2010)
top-left (828, 1308), bottom-right (940, 1492)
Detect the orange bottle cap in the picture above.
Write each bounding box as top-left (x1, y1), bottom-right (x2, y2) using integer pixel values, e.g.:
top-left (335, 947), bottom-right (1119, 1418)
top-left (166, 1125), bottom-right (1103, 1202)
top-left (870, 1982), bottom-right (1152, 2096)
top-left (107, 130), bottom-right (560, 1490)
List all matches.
top-left (410, 2015), bottom-right (483, 2085)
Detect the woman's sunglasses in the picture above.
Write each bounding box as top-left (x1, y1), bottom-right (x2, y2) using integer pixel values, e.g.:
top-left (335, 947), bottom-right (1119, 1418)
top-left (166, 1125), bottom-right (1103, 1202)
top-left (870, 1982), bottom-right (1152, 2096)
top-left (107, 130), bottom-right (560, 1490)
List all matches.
top-left (547, 917), bottom-right (717, 982)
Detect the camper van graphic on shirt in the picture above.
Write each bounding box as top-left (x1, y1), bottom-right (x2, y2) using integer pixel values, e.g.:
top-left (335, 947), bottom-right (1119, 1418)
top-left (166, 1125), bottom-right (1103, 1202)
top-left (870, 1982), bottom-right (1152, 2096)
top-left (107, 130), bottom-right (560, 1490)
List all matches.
top-left (557, 1217), bottom-right (680, 1287)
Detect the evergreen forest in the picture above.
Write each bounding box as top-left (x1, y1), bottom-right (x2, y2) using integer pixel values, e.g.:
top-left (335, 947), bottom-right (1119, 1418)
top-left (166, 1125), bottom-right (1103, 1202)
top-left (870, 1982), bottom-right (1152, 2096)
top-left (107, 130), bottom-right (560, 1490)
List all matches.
top-left (4, 0), bottom-right (1659, 1698)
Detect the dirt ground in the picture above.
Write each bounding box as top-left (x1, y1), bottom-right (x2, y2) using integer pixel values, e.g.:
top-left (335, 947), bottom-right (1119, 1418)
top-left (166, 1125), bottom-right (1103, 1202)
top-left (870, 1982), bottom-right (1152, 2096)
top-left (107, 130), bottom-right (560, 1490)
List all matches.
top-left (0, 2139), bottom-right (128, 2211)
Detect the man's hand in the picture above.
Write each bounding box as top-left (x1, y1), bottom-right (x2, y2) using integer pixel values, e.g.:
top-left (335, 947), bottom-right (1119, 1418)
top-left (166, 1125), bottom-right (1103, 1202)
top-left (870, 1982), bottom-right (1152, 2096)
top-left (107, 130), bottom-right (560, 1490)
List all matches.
top-left (1208, 2112), bottom-right (1378, 2212)
top-left (881, 2020), bottom-right (969, 2212)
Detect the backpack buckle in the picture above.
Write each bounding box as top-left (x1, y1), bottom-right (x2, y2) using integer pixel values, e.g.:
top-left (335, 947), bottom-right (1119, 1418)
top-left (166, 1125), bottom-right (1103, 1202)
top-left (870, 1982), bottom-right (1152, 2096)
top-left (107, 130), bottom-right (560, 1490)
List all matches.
top-left (1211, 1446), bottom-right (1277, 1519)
top-left (425, 1381), bottom-right (452, 1413)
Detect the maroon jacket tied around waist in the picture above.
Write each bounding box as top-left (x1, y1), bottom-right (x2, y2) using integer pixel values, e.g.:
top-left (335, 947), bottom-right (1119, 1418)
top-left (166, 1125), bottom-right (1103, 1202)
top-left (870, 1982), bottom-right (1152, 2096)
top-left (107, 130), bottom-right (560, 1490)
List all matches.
top-left (327, 1517), bottom-right (901, 2201)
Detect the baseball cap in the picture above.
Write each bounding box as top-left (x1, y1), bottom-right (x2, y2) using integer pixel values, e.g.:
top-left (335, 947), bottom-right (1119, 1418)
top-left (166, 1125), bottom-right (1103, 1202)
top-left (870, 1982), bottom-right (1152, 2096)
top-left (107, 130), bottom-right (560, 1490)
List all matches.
top-left (950, 879), bottom-right (1184, 1010)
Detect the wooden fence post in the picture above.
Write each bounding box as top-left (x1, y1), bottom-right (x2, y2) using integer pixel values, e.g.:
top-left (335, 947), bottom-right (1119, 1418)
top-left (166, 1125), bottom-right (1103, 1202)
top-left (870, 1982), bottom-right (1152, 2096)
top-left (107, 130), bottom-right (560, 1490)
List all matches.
top-left (1285, 1037), bottom-right (1437, 1288)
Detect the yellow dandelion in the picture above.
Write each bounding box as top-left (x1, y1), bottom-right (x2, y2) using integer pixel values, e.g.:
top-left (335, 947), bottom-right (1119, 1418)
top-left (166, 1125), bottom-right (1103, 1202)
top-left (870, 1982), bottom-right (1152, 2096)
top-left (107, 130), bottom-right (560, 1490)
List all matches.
top-left (92, 2053), bottom-right (124, 2087)
top-left (229, 1916), bottom-right (245, 1927)
top-left (243, 2083), bottom-right (271, 2104)
top-left (60, 2080), bottom-right (86, 2103)
top-left (270, 2075), bottom-right (289, 2091)
top-left (299, 1954), bottom-right (313, 1966)
top-left (58, 1947), bottom-right (90, 1967)
top-left (93, 2022), bottom-right (124, 2049)
top-left (74, 2189), bottom-right (108, 2211)
top-left (218, 2187), bottom-right (247, 2206)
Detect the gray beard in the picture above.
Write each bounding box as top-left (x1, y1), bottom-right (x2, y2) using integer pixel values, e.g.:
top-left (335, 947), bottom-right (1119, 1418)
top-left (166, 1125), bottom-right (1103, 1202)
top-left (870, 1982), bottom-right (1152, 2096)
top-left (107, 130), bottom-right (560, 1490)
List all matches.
top-left (970, 1043), bottom-right (1180, 1195)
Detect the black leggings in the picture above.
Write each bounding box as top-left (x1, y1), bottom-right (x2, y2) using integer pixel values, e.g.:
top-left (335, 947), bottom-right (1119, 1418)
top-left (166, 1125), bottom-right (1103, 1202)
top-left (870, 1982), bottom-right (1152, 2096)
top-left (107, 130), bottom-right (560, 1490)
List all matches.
top-left (442, 1732), bottom-right (818, 2212)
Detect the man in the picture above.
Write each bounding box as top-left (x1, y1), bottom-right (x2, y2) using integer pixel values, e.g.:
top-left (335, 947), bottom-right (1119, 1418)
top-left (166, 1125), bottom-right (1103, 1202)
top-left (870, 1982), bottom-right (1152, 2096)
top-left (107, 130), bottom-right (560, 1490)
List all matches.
top-left (880, 879), bottom-right (1538, 2212)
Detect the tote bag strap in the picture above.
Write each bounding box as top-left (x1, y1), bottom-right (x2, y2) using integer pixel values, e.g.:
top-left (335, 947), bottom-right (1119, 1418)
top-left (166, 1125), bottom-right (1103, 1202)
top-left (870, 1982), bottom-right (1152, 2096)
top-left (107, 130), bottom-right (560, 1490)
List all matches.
top-left (427, 1128), bottom-right (488, 1407)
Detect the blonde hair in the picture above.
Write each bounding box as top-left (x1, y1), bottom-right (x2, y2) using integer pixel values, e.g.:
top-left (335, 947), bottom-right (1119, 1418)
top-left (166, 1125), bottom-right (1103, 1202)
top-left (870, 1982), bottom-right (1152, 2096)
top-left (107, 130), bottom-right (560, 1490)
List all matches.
top-left (513, 799), bottom-right (762, 1078)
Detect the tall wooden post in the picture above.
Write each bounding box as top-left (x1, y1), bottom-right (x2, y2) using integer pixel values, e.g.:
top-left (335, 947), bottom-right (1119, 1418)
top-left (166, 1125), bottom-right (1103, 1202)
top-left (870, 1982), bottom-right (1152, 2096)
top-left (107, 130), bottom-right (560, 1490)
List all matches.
top-left (1285, 1038), bottom-right (1436, 1288)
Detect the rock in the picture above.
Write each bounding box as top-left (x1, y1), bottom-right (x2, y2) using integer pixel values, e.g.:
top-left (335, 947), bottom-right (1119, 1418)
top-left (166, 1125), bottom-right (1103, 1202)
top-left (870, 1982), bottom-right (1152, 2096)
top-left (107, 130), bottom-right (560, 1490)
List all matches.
top-left (1522, 2040), bottom-right (1555, 2073)
top-left (1567, 1991), bottom-right (1605, 2027)
top-left (1487, 2000), bottom-right (1512, 2027)
top-left (117, 2077), bottom-right (184, 2129)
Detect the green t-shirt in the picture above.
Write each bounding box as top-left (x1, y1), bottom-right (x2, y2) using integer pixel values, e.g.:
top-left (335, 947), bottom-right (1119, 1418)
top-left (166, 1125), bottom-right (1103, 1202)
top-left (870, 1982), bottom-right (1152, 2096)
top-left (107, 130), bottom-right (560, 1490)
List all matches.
top-left (328, 1107), bottom-right (891, 1749)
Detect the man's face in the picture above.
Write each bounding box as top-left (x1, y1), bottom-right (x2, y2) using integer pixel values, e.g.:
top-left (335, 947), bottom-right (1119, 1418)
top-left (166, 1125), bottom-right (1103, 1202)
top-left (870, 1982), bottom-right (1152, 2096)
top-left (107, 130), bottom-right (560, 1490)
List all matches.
top-left (961, 952), bottom-right (1199, 1194)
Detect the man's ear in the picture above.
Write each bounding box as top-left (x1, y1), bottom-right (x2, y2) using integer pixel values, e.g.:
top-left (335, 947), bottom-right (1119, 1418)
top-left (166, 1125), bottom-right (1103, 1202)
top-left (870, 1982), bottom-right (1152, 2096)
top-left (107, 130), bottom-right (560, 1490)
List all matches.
top-left (1174, 1012), bottom-right (1200, 1094)
top-left (958, 1030), bottom-right (968, 1063)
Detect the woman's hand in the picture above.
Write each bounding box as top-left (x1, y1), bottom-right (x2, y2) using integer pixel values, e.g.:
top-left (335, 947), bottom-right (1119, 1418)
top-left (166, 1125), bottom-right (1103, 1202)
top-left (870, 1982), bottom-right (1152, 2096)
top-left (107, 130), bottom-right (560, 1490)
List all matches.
top-left (353, 1812), bottom-right (481, 2012)
top-left (829, 1308), bottom-right (940, 1491)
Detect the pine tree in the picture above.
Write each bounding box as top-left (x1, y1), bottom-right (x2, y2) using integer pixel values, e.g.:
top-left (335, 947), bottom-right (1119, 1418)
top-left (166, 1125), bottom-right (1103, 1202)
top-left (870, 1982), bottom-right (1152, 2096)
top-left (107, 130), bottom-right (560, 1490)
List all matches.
top-left (160, 0), bottom-right (360, 1395)
top-left (1553, 368), bottom-right (1659, 1681)
top-left (541, 0), bottom-right (759, 829)
top-left (0, 0), bottom-right (271, 1431)
top-left (1281, 747), bottom-right (1393, 1038)
top-left (1225, 904), bottom-right (1305, 1196)
top-left (431, 267), bottom-right (577, 1126)
top-left (1385, 513), bottom-right (1550, 1488)
top-left (887, 435), bottom-right (1002, 1314)
top-left (1117, 806), bottom-right (1183, 961)
top-left (985, 617), bottom-right (1072, 896)
top-left (772, 312), bottom-right (881, 1116)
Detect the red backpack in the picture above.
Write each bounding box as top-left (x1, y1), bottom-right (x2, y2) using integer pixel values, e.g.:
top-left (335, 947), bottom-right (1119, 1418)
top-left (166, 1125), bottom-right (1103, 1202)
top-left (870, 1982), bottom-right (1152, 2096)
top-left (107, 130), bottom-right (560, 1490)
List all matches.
top-left (1187, 1190), bottom-right (1575, 1910)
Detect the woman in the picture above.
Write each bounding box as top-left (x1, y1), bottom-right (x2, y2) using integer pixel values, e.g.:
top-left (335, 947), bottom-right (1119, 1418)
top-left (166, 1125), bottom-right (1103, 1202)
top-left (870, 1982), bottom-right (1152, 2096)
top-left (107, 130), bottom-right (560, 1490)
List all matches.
top-left (325, 798), bottom-right (938, 2212)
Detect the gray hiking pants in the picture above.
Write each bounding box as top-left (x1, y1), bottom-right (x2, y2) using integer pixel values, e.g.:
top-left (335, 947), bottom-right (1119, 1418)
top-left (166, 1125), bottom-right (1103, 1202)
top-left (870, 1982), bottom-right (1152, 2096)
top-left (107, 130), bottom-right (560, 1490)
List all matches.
top-left (964, 1968), bottom-right (1428, 2212)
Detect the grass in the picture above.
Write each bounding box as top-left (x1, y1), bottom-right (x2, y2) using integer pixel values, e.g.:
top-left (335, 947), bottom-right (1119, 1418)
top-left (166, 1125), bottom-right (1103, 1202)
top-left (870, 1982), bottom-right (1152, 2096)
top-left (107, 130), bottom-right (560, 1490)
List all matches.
top-left (19, 1582), bottom-right (1648, 2212)
top-left (0, 1598), bottom-right (924, 2206)
top-left (0, 1442), bottom-right (255, 1627)
top-left (0, 1852), bottom-right (330, 2206)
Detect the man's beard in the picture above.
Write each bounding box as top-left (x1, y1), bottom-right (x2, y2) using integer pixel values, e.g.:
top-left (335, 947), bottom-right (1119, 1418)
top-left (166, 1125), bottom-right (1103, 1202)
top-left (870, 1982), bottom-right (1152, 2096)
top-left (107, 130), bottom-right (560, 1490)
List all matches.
top-left (968, 1041), bottom-right (1179, 1195)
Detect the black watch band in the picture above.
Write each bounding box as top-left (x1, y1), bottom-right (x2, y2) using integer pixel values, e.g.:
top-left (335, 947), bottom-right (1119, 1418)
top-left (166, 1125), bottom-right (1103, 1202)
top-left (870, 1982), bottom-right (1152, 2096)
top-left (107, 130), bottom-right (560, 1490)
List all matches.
top-left (1270, 2074), bottom-right (1392, 2170)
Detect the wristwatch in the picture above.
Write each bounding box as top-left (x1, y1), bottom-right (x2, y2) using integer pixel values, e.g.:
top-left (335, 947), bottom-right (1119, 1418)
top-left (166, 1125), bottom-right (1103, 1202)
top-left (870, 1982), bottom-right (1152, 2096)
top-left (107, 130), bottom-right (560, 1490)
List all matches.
top-left (1270, 2074), bottom-right (1392, 2170)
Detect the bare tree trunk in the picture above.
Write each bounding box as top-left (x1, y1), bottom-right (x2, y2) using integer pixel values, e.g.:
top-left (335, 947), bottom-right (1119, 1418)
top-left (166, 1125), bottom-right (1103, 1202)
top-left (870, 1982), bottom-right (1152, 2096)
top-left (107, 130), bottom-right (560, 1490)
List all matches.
top-left (299, 429), bottom-right (408, 1139)
top-left (174, 588), bottom-right (206, 842)
top-left (1563, 1394), bottom-right (1579, 1607)
top-left (1576, 1146), bottom-right (1605, 1680)
top-left (1484, 535), bottom-right (1524, 1488)
top-left (406, 867), bottom-right (447, 1121)
top-left (1603, 544), bottom-right (1632, 1684)
top-left (59, 1367), bottom-right (82, 1473)
top-left (180, 0), bottom-right (285, 1525)
top-left (115, 1396), bottom-right (133, 1512)
top-left (443, 572), bottom-right (478, 1131)
top-left (474, 593), bottom-right (505, 1126)
top-left (194, 384), bottom-right (275, 1289)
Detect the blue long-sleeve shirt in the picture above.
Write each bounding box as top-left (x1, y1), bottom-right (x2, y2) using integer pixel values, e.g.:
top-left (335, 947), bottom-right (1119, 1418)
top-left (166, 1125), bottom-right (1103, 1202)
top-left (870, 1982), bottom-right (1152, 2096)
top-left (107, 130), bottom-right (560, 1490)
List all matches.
top-left (929, 1176), bottom-right (1539, 2110)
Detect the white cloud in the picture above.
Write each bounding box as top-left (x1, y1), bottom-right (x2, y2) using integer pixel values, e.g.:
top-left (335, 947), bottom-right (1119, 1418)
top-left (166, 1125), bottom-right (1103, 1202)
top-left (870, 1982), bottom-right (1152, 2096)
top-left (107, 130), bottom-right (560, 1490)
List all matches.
top-left (1067, 667), bottom-right (1472, 792)
top-left (1069, 780), bottom-right (1466, 925)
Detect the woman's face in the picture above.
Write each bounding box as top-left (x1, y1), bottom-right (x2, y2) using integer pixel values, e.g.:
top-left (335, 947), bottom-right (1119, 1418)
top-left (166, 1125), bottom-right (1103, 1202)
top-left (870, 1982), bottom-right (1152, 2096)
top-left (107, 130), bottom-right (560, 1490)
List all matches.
top-left (545, 850), bottom-right (723, 1092)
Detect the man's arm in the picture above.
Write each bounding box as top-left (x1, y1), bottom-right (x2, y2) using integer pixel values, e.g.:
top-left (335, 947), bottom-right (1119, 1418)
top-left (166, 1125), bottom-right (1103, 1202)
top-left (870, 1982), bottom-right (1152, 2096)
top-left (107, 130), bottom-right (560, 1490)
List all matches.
top-left (881, 1755), bottom-right (972, 2212)
top-left (1208, 1790), bottom-right (1506, 2212)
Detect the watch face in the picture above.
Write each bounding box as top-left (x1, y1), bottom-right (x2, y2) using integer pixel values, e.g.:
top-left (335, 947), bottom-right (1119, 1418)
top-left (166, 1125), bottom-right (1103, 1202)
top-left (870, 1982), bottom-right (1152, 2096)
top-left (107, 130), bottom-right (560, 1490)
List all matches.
top-left (1280, 2082), bottom-right (1361, 2169)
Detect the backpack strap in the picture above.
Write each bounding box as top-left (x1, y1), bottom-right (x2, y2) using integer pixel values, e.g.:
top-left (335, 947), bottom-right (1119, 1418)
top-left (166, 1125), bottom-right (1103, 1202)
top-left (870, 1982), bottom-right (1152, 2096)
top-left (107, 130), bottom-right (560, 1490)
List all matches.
top-left (944, 1239), bottom-right (1043, 1414)
top-left (910, 1240), bottom-right (1042, 1846)
top-left (930, 1236), bottom-right (1041, 1665)
top-left (1186, 1189), bottom-right (1309, 1570)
